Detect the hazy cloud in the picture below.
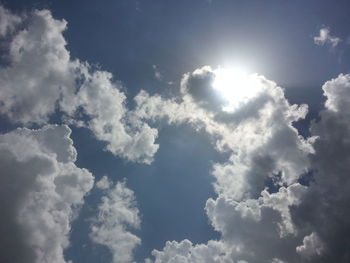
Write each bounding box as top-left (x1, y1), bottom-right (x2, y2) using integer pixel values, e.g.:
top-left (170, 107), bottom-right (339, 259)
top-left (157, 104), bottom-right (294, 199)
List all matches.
top-left (90, 178), bottom-right (141, 263)
top-left (314, 27), bottom-right (341, 48)
top-left (152, 65), bottom-right (162, 80)
top-left (0, 6), bottom-right (22, 36)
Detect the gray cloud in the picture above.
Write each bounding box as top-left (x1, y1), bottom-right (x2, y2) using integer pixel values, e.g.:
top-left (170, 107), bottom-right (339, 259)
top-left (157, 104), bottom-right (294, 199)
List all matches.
top-left (0, 125), bottom-right (94, 263)
top-left (290, 73), bottom-right (350, 262)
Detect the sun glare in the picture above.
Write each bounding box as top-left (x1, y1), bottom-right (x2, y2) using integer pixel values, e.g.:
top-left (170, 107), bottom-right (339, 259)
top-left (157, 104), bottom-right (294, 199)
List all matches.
top-left (213, 67), bottom-right (261, 112)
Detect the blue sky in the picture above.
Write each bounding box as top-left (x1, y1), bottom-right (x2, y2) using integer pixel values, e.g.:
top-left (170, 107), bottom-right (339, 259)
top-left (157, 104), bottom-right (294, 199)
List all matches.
top-left (1, 1), bottom-right (350, 263)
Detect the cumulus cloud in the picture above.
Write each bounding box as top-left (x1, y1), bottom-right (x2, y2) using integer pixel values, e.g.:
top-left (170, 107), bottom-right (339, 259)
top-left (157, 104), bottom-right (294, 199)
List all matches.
top-left (135, 66), bottom-right (350, 262)
top-left (290, 73), bottom-right (350, 262)
top-left (314, 27), bottom-right (341, 48)
top-left (0, 125), bottom-right (94, 263)
top-left (180, 66), bottom-right (225, 112)
top-left (135, 66), bottom-right (311, 200)
top-left (62, 64), bottom-right (159, 164)
top-left (2, 5), bottom-right (350, 263)
top-left (0, 6), bottom-right (158, 164)
top-left (133, 66), bottom-right (312, 262)
top-left (90, 178), bottom-right (141, 263)
top-left (0, 9), bottom-right (75, 124)
top-left (296, 232), bottom-right (324, 259)
top-left (149, 239), bottom-right (233, 263)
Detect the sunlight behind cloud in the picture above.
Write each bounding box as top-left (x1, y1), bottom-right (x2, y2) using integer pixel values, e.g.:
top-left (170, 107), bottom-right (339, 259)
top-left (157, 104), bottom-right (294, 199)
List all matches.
top-left (213, 67), bottom-right (262, 112)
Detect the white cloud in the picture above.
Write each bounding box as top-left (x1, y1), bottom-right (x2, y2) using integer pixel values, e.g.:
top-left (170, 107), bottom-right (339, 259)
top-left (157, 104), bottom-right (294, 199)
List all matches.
top-left (62, 64), bottom-right (159, 164)
top-left (0, 125), bottom-right (94, 263)
top-left (136, 66), bottom-right (314, 263)
top-left (96, 175), bottom-right (112, 190)
top-left (296, 232), bottom-right (324, 259)
top-left (135, 66), bottom-right (312, 200)
top-left (0, 6), bottom-right (159, 164)
top-left (0, 9), bottom-right (75, 124)
top-left (90, 179), bottom-right (141, 263)
top-left (147, 71), bottom-right (350, 262)
top-left (314, 27), bottom-right (341, 48)
top-left (322, 73), bottom-right (350, 112)
top-left (150, 239), bottom-right (234, 263)
top-left (2, 5), bottom-right (350, 263)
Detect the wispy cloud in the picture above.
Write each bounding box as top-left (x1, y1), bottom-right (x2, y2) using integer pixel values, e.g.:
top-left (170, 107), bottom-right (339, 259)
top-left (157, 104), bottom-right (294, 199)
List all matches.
top-left (314, 27), bottom-right (341, 48)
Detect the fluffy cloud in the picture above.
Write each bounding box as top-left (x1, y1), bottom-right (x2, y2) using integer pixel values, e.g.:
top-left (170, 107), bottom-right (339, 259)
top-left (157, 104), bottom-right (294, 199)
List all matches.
top-left (0, 6), bottom-right (158, 164)
top-left (137, 66), bottom-right (350, 262)
top-left (0, 125), bottom-right (94, 263)
top-left (62, 65), bottom-right (159, 164)
top-left (2, 5), bottom-right (350, 263)
top-left (135, 66), bottom-right (311, 200)
top-left (0, 9), bottom-right (75, 124)
top-left (296, 232), bottom-right (324, 260)
top-left (314, 27), bottom-right (341, 48)
top-left (204, 184), bottom-right (307, 262)
top-left (180, 66), bottom-right (225, 112)
top-left (90, 177), bottom-right (141, 263)
top-left (290, 73), bottom-right (350, 262)
top-left (149, 239), bottom-right (234, 263)
top-left (133, 66), bottom-right (311, 262)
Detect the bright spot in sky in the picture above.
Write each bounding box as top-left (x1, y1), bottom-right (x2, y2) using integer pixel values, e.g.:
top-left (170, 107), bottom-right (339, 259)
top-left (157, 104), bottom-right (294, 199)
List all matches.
top-left (213, 67), bottom-right (261, 111)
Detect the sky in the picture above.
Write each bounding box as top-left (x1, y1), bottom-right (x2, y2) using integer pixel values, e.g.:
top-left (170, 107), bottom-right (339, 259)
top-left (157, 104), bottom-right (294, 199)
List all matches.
top-left (1, 0), bottom-right (350, 263)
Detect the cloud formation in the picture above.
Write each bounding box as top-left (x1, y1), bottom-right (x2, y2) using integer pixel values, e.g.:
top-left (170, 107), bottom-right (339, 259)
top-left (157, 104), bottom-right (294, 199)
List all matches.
top-left (0, 6), bottom-right (158, 164)
top-left (135, 67), bottom-right (350, 262)
top-left (2, 4), bottom-right (350, 263)
top-left (0, 125), bottom-right (94, 263)
top-left (91, 177), bottom-right (141, 263)
top-left (314, 27), bottom-right (341, 48)
top-left (0, 5), bottom-right (21, 36)
top-left (291, 73), bottom-right (350, 262)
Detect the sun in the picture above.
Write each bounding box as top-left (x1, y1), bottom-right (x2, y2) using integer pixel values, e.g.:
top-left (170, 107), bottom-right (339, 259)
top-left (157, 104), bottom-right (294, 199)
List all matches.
top-left (213, 67), bottom-right (261, 112)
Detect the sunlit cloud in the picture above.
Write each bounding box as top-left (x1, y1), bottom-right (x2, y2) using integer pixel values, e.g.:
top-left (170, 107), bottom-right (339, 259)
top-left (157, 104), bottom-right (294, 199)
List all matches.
top-left (213, 67), bottom-right (263, 112)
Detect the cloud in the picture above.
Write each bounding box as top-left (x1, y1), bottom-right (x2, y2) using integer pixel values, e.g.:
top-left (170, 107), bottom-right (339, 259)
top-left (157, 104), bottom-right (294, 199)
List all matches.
top-left (314, 27), bottom-right (341, 48)
top-left (90, 178), bottom-right (141, 263)
top-left (96, 175), bottom-right (112, 190)
top-left (0, 125), bottom-right (94, 263)
top-left (135, 66), bottom-right (350, 262)
top-left (135, 66), bottom-right (311, 200)
top-left (0, 9), bottom-right (75, 124)
top-left (203, 184), bottom-right (307, 262)
top-left (0, 6), bottom-right (22, 36)
top-left (134, 68), bottom-right (311, 260)
top-left (290, 73), bottom-right (350, 262)
top-left (149, 239), bottom-right (234, 263)
top-left (62, 64), bottom-right (159, 164)
top-left (2, 5), bottom-right (350, 263)
top-left (296, 232), bottom-right (324, 259)
top-left (152, 65), bottom-right (162, 80)
top-left (180, 66), bottom-right (233, 112)
top-left (0, 6), bottom-right (158, 164)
